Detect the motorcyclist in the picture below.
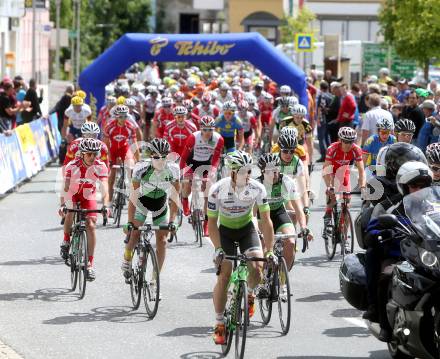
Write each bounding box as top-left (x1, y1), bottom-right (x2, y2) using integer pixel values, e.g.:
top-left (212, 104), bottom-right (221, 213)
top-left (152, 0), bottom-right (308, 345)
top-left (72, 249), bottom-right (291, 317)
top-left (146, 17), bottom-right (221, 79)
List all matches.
top-left (363, 160), bottom-right (432, 342)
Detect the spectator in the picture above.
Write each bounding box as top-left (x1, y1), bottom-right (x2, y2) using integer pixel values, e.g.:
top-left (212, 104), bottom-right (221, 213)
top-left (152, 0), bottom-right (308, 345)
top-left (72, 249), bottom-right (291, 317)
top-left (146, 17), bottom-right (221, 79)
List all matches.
top-left (396, 79), bottom-right (411, 103)
top-left (326, 82), bottom-right (341, 142)
top-left (22, 79), bottom-right (43, 123)
top-left (417, 100), bottom-right (438, 152)
top-left (52, 84), bottom-right (74, 132)
top-left (336, 83), bottom-right (357, 127)
top-left (357, 82), bottom-right (370, 115)
top-left (0, 82), bottom-right (18, 134)
top-left (401, 90), bottom-right (425, 139)
top-left (14, 79), bottom-right (28, 126)
top-left (316, 80), bottom-right (333, 162)
top-left (361, 93), bottom-right (394, 145)
top-left (324, 69), bottom-right (336, 84)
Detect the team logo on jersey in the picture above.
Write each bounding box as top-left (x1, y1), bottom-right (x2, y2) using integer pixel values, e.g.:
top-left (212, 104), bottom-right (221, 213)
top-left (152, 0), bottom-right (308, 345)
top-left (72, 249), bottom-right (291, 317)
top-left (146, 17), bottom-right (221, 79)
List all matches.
top-left (208, 202), bottom-right (216, 210)
top-left (225, 123), bottom-right (231, 129)
top-left (150, 37), bottom-right (169, 56)
top-left (113, 134), bottom-right (127, 142)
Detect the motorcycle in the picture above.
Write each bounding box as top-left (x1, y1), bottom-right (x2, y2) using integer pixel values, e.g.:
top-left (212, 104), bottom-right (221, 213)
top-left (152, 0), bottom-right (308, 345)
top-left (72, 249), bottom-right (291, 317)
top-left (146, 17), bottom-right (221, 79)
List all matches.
top-left (340, 186), bottom-right (440, 359)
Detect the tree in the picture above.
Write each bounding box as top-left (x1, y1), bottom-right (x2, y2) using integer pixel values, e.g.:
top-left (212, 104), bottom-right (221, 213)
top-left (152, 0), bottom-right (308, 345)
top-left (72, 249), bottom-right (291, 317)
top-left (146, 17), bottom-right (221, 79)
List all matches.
top-left (279, 6), bottom-right (316, 44)
top-left (378, 0), bottom-right (440, 80)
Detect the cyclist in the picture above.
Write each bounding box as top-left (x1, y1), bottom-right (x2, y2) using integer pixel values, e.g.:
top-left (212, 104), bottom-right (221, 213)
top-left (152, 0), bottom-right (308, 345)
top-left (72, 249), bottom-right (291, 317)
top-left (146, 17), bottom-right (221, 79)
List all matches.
top-left (362, 117), bottom-right (396, 167)
top-left (394, 118), bottom-right (415, 144)
top-left (216, 83), bottom-right (233, 106)
top-left (192, 92), bottom-right (220, 121)
top-left (270, 97), bottom-right (292, 141)
top-left (180, 116), bottom-right (224, 235)
top-left (208, 150), bottom-right (274, 345)
top-left (323, 127), bottom-right (366, 233)
top-left (215, 101), bottom-right (244, 153)
top-left (151, 96), bottom-right (174, 138)
top-left (63, 122), bottom-right (109, 168)
top-left (257, 153), bottom-right (313, 270)
top-left (164, 105), bottom-right (197, 157)
top-left (144, 85), bottom-right (161, 139)
top-left (237, 99), bottom-right (258, 154)
top-left (121, 139), bottom-right (179, 278)
top-left (97, 96), bottom-right (116, 132)
top-left (124, 97), bottom-right (142, 129)
top-left (62, 96), bottom-right (92, 140)
top-left (59, 138), bottom-right (110, 281)
top-left (426, 142), bottom-right (440, 185)
top-left (103, 105), bottom-right (139, 202)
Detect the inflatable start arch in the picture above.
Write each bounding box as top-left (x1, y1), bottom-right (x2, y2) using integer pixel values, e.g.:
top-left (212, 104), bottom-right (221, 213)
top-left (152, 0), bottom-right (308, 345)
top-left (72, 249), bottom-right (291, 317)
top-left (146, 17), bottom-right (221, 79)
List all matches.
top-left (79, 32), bottom-right (307, 112)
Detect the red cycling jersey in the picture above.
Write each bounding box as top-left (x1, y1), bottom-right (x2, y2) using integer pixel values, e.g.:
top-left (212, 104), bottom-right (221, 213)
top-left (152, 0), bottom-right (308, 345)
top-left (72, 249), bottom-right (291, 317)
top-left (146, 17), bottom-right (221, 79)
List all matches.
top-left (153, 108), bottom-right (175, 138)
top-left (325, 141), bottom-right (362, 187)
top-left (259, 102), bottom-right (273, 127)
top-left (97, 106), bottom-right (112, 131)
top-left (104, 119), bottom-right (137, 164)
top-left (164, 120), bottom-right (198, 157)
top-left (63, 137), bottom-right (109, 168)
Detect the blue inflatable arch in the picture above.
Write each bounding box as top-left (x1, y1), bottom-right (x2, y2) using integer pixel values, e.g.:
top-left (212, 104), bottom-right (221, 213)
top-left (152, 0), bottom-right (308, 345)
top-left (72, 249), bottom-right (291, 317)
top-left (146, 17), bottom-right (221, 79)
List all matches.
top-left (79, 32), bottom-right (307, 112)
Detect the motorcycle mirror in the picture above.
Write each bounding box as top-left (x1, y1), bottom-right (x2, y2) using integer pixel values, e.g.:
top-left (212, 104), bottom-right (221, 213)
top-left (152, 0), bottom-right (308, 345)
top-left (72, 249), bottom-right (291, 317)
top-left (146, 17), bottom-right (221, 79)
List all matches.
top-left (377, 214), bottom-right (399, 229)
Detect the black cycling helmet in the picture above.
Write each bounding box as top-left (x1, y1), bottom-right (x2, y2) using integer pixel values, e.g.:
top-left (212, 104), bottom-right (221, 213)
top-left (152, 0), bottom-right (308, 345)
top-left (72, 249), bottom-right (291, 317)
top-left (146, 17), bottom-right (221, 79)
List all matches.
top-left (258, 153), bottom-right (281, 170)
top-left (426, 142), bottom-right (440, 164)
top-left (148, 138), bottom-right (170, 155)
top-left (394, 118), bottom-right (416, 133)
top-left (278, 133), bottom-right (298, 150)
top-left (384, 142), bottom-right (427, 180)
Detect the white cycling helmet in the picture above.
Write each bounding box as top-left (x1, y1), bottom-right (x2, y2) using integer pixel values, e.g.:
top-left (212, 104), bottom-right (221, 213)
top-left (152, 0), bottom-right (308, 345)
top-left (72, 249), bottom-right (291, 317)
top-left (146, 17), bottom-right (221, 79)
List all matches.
top-left (81, 121), bottom-right (100, 136)
top-left (376, 117), bottom-right (394, 131)
top-left (79, 138), bottom-right (102, 153)
top-left (124, 98), bottom-right (136, 107)
top-left (113, 105), bottom-right (129, 117)
top-left (242, 78), bottom-right (252, 88)
top-left (338, 127), bottom-right (357, 142)
top-left (226, 150), bottom-right (253, 170)
top-left (280, 85), bottom-right (292, 95)
top-left (288, 96), bottom-right (299, 107)
top-left (161, 97), bottom-right (173, 107)
top-left (280, 126), bottom-right (298, 138)
top-left (173, 105), bottom-right (188, 116)
top-left (291, 104), bottom-right (307, 116)
top-left (396, 161), bottom-right (432, 195)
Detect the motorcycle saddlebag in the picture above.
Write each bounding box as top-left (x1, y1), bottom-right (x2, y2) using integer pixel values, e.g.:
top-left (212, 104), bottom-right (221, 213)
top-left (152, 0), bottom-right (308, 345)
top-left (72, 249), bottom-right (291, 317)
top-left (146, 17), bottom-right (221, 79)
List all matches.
top-left (339, 253), bottom-right (369, 311)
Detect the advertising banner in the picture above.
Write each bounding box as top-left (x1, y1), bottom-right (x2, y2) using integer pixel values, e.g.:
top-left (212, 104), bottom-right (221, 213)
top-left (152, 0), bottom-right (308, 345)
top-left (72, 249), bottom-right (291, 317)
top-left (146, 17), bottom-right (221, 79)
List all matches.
top-left (15, 123), bottom-right (41, 176)
top-left (0, 133), bottom-right (27, 194)
top-left (30, 120), bottom-right (51, 166)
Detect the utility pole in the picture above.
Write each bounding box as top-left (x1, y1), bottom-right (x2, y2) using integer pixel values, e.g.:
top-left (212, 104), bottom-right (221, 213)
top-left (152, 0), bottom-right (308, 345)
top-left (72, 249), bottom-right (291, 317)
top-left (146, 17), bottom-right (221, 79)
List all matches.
top-left (55, 0), bottom-right (61, 80)
top-left (32, 0), bottom-right (36, 80)
top-left (70, 0), bottom-right (75, 81)
top-left (75, 0), bottom-right (80, 81)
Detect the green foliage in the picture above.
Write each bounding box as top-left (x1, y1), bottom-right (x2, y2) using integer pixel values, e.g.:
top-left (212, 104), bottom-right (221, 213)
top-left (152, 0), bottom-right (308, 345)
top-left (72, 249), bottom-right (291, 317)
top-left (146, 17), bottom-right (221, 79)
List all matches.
top-left (280, 6), bottom-right (316, 44)
top-left (378, 0), bottom-right (440, 76)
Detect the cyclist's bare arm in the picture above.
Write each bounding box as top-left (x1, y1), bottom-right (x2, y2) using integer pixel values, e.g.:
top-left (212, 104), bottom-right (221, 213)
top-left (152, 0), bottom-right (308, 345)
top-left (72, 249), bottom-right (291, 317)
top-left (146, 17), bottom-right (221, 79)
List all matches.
top-left (323, 160), bottom-right (334, 188)
top-left (355, 160), bottom-right (366, 188)
top-left (292, 198), bottom-right (307, 231)
top-left (237, 130), bottom-right (245, 150)
top-left (169, 181), bottom-right (180, 223)
top-left (60, 177), bottom-right (71, 205)
top-left (362, 153), bottom-right (369, 165)
top-left (61, 117), bottom-right (69, 138)
top-left (135, 127), bottom-right (143, 142)
top-left (296, 173), bottom-right (310, 207)
top-left (208, 215), bottom-right (221, 249)
top-left (128, 181), bottom-right (140, 223)
top-left (259, 210), bottom-right (274, 253)
top-left (99, 179), bottom-right (110, 207)
top-left (305, 135), bottom-right (313, 164)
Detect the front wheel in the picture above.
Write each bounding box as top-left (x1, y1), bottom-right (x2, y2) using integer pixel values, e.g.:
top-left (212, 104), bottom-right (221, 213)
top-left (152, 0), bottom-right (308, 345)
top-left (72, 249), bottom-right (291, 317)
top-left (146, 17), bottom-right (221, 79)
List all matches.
top-left (142, 244), bottom-right (160, 319)
top-left (340, 210), bottom-right (354, 259)
top-left (235, 281), bottom-right (248, 359)
top-left (77, 231), bottom-right (88, 299)
top-left (277, 258), bottom-right (291, 335)
top-left (258, 265), bottom-right (273, 325)
top-left (324, 210), bottom-right (337, 260)
top-left (130, 248), bottom-right (142, 310)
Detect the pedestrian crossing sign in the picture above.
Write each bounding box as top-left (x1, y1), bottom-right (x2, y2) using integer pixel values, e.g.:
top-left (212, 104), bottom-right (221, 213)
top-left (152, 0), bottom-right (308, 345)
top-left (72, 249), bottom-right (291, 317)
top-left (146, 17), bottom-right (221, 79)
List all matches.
top-left (295, 33), bottom-right (314, 52)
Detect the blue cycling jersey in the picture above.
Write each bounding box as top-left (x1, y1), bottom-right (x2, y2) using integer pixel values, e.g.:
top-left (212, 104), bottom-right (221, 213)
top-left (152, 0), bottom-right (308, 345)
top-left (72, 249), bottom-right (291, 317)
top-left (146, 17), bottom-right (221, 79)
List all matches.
top-left (215, 115), bottom-right (243, 138)
top-left (362, 134), bottom-right (396, 166)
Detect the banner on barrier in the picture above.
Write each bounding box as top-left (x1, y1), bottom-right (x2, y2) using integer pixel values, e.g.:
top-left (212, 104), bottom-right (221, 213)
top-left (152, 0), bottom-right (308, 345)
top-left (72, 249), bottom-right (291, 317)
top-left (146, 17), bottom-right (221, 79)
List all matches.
top-left (0, 133), bottom-right (27, 194)
top-left (49, 113), bottom-right (62, 149)
top-left (42, 118), bottom-right (58, 158)
top-left (30, 120), bottom-right (51, 166)
top-left (15, 123), bottom-right (41, 177)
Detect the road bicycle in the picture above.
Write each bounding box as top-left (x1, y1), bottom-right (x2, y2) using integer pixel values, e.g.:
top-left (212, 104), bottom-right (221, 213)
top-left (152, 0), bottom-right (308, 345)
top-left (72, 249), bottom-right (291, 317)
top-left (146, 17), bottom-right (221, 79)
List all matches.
top-left (187, 177), bottom-right (208, 247)
top-left (112, 164), bottom-right (126, 228)
top-left (124, 223), bottom-right (172, 319)
top-left (64, 206), bottom-right (107, 299)
top-left (217, 243), bottom-right (266, 359)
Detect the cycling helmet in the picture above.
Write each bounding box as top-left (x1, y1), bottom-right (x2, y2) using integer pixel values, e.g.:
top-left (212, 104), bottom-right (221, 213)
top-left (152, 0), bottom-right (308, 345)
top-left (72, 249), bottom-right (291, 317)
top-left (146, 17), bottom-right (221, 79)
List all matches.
top-left (226, 150), bottom-right (253, 170)
top-left (147, 85), bottom-right (158, 94)
top-left (255, 81), bottom-right (264, 89)
top-left (376, 117), bottom-right (394, 131)
top-left (173, 105), bottom-right (188, 116)
top-left (161, 97), bottom-right (173, 107)
top-left (242, 78), bottom-right (252, 88)
top-left (245, 94), bottom-right (257, 105)
top-left (396, 161), bottom-right (433, 195)
top-left (106, 96), bottom-right (117, 105)
top-left (187, 78), bottom-right (197, 88)
top-left (81, 121), bottom-right (100, 136)
top-left (79, 138), bottom-right (102, 153)
top-left (200, 115), bottom-right (216, 128)
top-left (384, 142), bottom-right (427, 180)
top-left (237, 100), bottom-right (249, 111)
top-left (124, 98), bottom-right (136, 107)
top-left (338, 127), bottom-right (357, 142)
top-left (280, 85), bottom-right (292, 95)
top-left (183, 99), bottom-right (194, 111)
top-left (174, 91), bottom-right (185, 101)
top-left (223, 101), bottom-right (237, 112)
top-left (288, 96), bottom-right (299, 107)
top-left (75, 90), bottom-right (86, 99)
top-left (201, 93), bottom-right (212, 105)
top-left (426, 143), bottom-right (440, 164)
top-left (148, 138), bottom-right (170, 155)
top-left (71, 96), bottom-right (83, 106)
top-left (394, 118), bottom-right (416, 133)
top-left (219, 83), bottom-right (230, 91)
top-left (278, 133), bottom-right (298, 150)
top-left (113, 105), bottom-right (129, 117)
top-left (116, 96), bottom-right (126, 105)
top-left (263, 92), bottom-right (273, 101)
top-left (278, 97), bottom-right (290, 107)
top-left (258, 153), bottom-right (281, 170)
top-left (291, 104), bottom-right (307, 116)
top-left (280, 126), bottom-right (298, 138)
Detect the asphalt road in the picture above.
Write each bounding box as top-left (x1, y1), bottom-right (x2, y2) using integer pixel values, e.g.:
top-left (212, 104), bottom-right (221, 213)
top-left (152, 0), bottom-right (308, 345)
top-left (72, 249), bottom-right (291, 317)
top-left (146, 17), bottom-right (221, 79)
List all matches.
top-left (0, 163), bottom-right (390, 359)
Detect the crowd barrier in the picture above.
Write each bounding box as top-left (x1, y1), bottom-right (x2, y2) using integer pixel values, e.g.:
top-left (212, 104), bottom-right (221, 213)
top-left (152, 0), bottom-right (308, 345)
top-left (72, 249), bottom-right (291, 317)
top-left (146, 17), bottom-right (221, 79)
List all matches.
top-left (0, 113), bottom-right (61, 195)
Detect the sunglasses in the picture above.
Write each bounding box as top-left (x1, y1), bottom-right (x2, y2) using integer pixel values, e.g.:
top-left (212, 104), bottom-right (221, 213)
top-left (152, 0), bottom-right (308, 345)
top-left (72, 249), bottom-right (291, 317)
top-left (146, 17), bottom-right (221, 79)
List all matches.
top-left (281, 149), bottom-right (295, 154)
top-left (232, 169), bottom-right (252, 175)
top-left (224, 111), bottom-right (234, 115)
top-left (379, 130), bottom-right (391, 135)
top-left (152, 155), bottom-right (167, 160)
top-left (84, 152), bottom-right (98, 156)
top-left (341, 140), bottom-right (354, 144)
top-left (431, 165), bottom-right (440, 172)
top-left (201, 128), bottom-right (214, 132)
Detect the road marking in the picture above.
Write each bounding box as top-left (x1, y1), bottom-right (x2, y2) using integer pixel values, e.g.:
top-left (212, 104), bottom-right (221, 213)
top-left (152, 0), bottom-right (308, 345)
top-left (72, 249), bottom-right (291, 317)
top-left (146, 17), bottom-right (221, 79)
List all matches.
top-left (343, 317), bottom-right (368, 329)
top-left (0, 339), bottom-right (23, 359)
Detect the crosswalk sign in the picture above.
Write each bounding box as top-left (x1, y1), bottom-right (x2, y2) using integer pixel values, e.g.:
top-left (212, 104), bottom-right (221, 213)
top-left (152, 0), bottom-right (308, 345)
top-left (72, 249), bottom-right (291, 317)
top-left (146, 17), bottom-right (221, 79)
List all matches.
top-left (295, 33), bottom-right (314, 52)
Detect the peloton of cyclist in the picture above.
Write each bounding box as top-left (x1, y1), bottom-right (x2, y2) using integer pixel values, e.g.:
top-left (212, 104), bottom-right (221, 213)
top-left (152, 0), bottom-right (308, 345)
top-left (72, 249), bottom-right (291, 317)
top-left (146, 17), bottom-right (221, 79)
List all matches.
top-left (215, 101), bottom-right (244, 153)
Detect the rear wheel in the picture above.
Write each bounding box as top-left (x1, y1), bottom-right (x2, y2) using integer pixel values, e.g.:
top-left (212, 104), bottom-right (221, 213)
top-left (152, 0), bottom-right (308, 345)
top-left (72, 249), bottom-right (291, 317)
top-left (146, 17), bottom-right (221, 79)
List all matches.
top-left (277, 258), bottom-right (291, 335)
top-left (69, 234), bottom-right (78, 291)
top-left (130, 248), bottom-right (142, 309)
top-left (235, 281), bottom-right (248, 359)
top-left (387, 341), bottom-right (414, 359)
top-left (77, 231), bottom-right (88, 299)
top-left (340, 210), bottom-right (354, 259)
top-left (142, 244), bottom-right (160, 319)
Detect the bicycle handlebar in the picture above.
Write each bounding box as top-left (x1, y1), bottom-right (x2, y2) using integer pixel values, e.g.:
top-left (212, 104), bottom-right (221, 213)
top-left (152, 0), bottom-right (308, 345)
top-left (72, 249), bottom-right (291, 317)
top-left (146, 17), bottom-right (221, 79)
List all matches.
top-left (298, 231), bottom-right (309, 253)
top-left (216, 255), bottom-right (267, 276)
top-left (63, 207), bottom-right (108, 226)
top-left (274, 233), bottom-right (296, 240)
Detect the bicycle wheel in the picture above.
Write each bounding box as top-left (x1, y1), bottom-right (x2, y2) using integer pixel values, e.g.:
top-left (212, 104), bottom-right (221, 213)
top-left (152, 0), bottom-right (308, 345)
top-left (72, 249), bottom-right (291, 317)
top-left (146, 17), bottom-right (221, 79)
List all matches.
top-left (340, 210), bottom-right (354, 259)
top-left (222, 296), bottom-right (234, 356)
top-left (130, 247), bottom-right (142, 310)
top-left (112, 191), bottom-right (120, 224)
top-left (324, 210), bottom-right (338, 260)
top-left (258, 265), bottom-right (273, 325)
top-left (69, 234), bottom-right (78, 291)
top-left (142, 244), bottom-right (160, 319)
top-left (116, 190), bottom-right (124, 228)
top-left (77, 231), bottom-right (88, 299)
top-left (235, 281), bottom-right (248, 359)
top-left (277, 258), bottom-right (291, 335)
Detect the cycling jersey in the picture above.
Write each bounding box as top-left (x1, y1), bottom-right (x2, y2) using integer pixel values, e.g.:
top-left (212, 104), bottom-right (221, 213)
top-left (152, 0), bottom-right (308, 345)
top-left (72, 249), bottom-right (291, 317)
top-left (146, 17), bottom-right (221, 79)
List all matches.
top-left (280, 119), bottom-right (313, 145)
top-left (163, 120), bottom-right (197, 157)
top-left (215, 115), bottom-right (244, 152)
top-left (63, 137), bottom-right (109, 168)
top-left (362, 134), bottom-right (396, 166)
top-left (261, 174), bottom-right (299, 211)
top-left (207, 177), bottom-right (270, 229)
top-left (64, 104), bottom-right (92, 129)
top-left (192, 104), bottom-right (220, 120)
top-left (271, 143), bottom-right (307, 162)
top-left (180, 131), bottom-right (224, 174)
top-left (153, 108), bottom-right (175, 138)
top-left (238, 111), bottom-right (257, 135)
top-left (259, 102), bottom-right (273, 127)
top-left (325, 141), bottom-right (363, 187)
top-left (280, 154), bottom-right (305, 177)
top-left (104, 119), bottom-right (137, 164)
top-left (271, 107), bottom-right (290, 129)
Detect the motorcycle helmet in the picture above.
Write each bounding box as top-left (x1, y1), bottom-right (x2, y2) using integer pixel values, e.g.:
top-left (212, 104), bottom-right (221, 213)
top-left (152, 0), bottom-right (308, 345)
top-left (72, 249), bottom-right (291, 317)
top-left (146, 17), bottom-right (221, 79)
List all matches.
top-left (396, 161), bottom-right (433, 196)
top-left (384, 143), bottom-right (427, 180)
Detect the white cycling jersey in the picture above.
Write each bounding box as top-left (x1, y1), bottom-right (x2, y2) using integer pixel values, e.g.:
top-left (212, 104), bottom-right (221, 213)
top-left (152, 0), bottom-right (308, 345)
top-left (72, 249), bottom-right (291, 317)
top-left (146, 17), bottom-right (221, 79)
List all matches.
top-left (65, 104), bottom-right (92, 129)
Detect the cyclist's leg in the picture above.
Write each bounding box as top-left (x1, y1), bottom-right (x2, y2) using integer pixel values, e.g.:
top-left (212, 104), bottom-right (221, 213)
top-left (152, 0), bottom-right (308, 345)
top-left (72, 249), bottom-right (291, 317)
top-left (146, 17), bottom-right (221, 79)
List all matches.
top-left (108, 152), bottom-right (118, 202)
top-left (152, 199), bottom-right (169, 272)
top-left (240, 222), bottom-right (264, 290)
top-left (272, 208), bottom-right (296, 270)
top-left (83, 199), bottom-right (98, 262)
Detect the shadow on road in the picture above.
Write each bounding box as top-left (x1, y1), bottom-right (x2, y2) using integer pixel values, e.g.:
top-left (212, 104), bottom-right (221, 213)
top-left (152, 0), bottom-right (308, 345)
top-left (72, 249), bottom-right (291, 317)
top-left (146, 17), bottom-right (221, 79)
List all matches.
top-left (295, 256), bottom-right (341, 268)
top-left (158, 326), bottom-right (212, 338)
top-left (187, 292), bottom-right (212, 300)
top-left (0, 256), bottom-right (63, 266)
top-left (201, 267), bottom-right (216, 274)
top-left (0, 287), bottom-right (77, 302)
top-left (15, 190), bottom-right (56, 194)
top-left (43, 306), bottom-right (148, 325)
top-left (180, 351), bottom-right (222, 359)
top-left (296, 291), bottom-right (343, 302)
top-left (277, 350), bottom-right (389, 359)
top-left (322, 326), bottom-right (370, 338)
top-left (331, 308), bottom-right (362, 318)
top-left (41, 226), bottom-right (63, 232)
top-left (246, 322), bottom-right (283, 339)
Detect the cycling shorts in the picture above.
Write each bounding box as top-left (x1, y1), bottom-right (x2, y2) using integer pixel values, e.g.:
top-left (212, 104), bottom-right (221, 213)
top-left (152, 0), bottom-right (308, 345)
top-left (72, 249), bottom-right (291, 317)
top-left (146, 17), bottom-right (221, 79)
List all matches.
top-left (223, 137), bottom-right (236, 153)
top-left (109, 146), bottom-right (133, 165)
top-left (184, 159), bottom-right (211, 179)
top-left (269, 206), bottom-right (294, 233)
top-left (135, 194), bottom-right (169, 225)
top-left (70, 194), bottom-right (98, 219)
top-left (244, 130), bottom-right (254, 145)
top-left (219, 221), bottom-right (262, 256)
top-left (68, 125), bottom-right (82, 139)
